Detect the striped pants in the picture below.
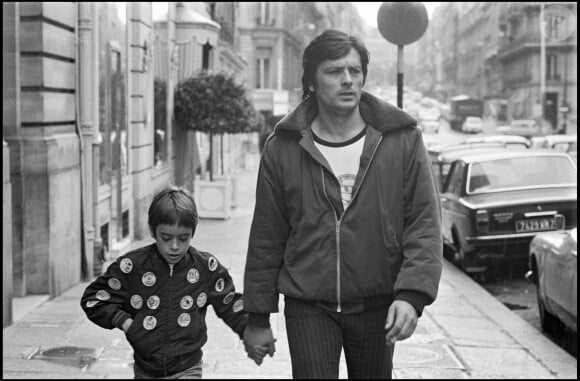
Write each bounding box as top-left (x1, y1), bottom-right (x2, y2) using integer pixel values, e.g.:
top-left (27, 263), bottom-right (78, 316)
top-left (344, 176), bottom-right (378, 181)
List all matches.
top-left (284, 297), bottom-right (394, 379)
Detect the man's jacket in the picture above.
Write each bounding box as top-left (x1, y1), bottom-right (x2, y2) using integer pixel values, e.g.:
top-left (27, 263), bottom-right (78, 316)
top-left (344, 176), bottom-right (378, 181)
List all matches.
top-left (81, 244), bottom-right (247, 377)
top-left (243, 91), bottom-right (443, 323)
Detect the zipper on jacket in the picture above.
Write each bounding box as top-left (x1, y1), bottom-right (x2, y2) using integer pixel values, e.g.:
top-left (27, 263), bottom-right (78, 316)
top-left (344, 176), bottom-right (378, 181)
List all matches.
top-left (335, 219), bottom-right (341, 313)
top-left (321, 167), bottom-right (342, 312)
top-left (320, 136), bottom-right (383, 313)
top-left (162, 263), bottom-right (175, 376)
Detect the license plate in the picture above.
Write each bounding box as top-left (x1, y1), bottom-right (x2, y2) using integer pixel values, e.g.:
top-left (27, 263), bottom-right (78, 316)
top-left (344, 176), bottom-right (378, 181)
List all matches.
top-left (515, 217), bottom-right (563, 233)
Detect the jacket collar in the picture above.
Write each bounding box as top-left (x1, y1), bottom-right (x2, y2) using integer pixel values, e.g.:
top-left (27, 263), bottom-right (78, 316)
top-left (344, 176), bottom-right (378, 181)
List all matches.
top-left (275, 91), bottom-right (417, 134)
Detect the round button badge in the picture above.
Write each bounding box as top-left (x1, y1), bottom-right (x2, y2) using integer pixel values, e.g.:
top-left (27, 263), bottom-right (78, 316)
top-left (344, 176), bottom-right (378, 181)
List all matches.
top-left (142, 272), bottom-right (157, 287)
top-left (223, 292), bottom-right (234, 305)
top-left (86, 300), bottom-right (99, 308)
top-left (143, 316), bottom-right (157, 330)
top-left (108, 278), bottom-right (122, 290)
top-left (180, 295), bottom-right (194, 310)
top-left (197, 292), bottom-right (207, 308)
top-left (215, 278), bottom-right (225, 292)
top-left (147, 295), bottom-right (160, 310)
top-left (120, 258), bottom-right (133, 274)
top-left (187, 268), bottom-right (200, 284)
top-left (96, 290), bottom-right (111, 301)
top-left (130, 295), bottom-right (143, 309)
top-left (177, 313), bottom-right (191, 327)
top-left (232, 299), bottom-right (244, 313)
top-left (208, 257), bottom-right (218, 272)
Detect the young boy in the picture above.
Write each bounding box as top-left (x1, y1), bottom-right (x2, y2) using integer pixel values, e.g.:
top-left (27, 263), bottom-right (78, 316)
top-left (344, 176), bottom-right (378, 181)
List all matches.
top-left (81, 186), bottom-right (267, 378)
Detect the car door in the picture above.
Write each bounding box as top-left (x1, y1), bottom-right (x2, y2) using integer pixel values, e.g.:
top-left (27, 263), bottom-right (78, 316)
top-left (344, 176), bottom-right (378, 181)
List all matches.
top-left (441, 161), bottom-right (466, 247)
top-left (544, 230), bottom-right (577, 318)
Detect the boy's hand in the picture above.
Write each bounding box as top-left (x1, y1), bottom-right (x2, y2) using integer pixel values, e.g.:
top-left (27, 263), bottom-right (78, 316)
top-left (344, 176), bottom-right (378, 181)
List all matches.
top-left (245, 344), bottom-right (273, 366)
top-left (122, 318), bottom-right (133, 333)
top-left (243, 325), bottom-right (276, 365)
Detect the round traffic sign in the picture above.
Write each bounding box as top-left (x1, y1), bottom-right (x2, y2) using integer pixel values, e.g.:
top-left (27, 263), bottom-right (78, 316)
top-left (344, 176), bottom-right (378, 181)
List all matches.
top-left (377, 2), bottom-right (429, 45)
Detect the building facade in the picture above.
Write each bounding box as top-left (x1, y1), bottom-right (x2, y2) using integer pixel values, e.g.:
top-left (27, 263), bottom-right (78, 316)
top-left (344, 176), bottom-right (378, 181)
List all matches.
top-left (236, 2), bottom-right (364, 122)
top-left (2, 1), bottom-right (247, 327)
top-left (406, 2), bottom-right (576, 131)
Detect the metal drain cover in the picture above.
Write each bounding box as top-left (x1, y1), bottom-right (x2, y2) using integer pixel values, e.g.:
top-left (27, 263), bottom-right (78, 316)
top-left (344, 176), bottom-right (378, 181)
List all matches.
top-left (32, 346), bottom-right (100, 369)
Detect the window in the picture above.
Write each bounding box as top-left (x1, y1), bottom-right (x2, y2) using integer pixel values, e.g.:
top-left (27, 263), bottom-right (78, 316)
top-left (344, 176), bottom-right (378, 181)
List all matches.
top-left (256, 57), bottom-right (271, 89)
top-left (444, 162), bottom-right (465, 195)
top-left (258, 2), bottom-right (270, 25)
top-left (467, 156), bottom-right (576, 194)
top-left (98, 3), bottom-right (127, 186)
top-left (546, 54), bottom-right (560, 80)
top-left (153, 3), bottom-right (169, 168)
top-left (202, 42), bottom-right (212, 70)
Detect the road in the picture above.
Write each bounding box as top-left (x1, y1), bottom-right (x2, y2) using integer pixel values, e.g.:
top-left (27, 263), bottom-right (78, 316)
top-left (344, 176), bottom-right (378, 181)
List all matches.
top-left (477, 264), bottom-right (577, 358)
top-left (423, 118), bottom-right (577, 359)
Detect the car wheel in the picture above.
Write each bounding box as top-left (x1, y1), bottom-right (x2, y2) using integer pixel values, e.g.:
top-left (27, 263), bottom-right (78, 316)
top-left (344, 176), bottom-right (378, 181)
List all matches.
top-left (537, 287), bottom-right (559, 333)
top-left (452, 237), bottom-right (466, 271)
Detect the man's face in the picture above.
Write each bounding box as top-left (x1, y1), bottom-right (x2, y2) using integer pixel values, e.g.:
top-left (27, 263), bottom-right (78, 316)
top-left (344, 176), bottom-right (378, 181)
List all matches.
top-left (151, 223), bottom-right (193, 265)
top-left (311, 48), bottom-right (364, 114)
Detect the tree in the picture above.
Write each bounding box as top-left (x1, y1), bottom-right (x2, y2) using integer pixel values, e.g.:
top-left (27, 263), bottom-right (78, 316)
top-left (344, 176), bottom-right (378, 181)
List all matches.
top-left (174, 71), bottom-right (260, 181)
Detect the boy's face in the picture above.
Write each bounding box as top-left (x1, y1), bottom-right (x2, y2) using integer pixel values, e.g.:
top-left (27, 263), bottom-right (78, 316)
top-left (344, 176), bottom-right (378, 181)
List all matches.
top-left (311, 48), bottom-right (364, 114)
top-left (151, 223), bottom-right (194, 265)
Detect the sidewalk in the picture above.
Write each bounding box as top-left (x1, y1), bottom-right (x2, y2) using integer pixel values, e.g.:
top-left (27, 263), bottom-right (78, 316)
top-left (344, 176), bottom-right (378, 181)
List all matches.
top-left (3, 163), bottom-right (577, 379)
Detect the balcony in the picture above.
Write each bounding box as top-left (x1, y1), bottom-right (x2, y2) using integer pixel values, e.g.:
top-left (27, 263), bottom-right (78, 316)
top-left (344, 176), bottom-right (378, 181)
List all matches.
top-left (497, 33), bottom-right (540, 61)
top-left (498, 30), bottom-right (576, 62)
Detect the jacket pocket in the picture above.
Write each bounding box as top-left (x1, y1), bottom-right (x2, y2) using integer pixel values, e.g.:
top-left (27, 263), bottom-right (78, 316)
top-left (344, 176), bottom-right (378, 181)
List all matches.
top-left (125, 314), bottom-right (155, 358)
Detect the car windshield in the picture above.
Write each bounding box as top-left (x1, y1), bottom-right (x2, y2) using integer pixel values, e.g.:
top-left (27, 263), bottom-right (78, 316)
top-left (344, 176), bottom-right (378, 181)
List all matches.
top-left (467, 156), bottom-right (577, 194)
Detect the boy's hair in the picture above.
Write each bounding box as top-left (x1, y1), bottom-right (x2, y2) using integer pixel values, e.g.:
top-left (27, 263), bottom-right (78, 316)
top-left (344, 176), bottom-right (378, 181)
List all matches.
top-left (148, 186), bottom-right (199, 236)
top-left (301, 29), bottom-right (370, 100)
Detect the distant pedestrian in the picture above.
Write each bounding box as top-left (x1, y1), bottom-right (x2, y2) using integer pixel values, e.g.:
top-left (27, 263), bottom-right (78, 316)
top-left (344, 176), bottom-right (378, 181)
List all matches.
top-left (242, 29), bottom-right (443, 378)
top-left (81, 186), bottom-right (267, 379)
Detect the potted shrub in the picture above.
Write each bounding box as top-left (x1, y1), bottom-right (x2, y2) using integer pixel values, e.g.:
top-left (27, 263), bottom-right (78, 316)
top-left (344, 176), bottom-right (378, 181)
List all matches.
top-left (174, 71), bottom-right (259, 218)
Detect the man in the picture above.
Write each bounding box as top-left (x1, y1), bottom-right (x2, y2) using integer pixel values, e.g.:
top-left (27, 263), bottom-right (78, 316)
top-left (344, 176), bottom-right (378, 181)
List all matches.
top-left (243, 29), bottom-right (442, 379)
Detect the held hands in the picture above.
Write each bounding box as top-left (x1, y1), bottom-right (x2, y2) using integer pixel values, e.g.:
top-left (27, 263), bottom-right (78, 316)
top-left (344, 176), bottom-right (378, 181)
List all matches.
top-left (384, 300), bottom-right (418, 345)
top-left (243, 325), bottom-right (277, 366)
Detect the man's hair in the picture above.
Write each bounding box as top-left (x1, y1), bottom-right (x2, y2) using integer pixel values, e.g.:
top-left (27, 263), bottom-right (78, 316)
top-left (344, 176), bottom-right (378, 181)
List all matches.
top-left (148, 186), bottom-right (199, 236)
top-left (301, 29), bottom-right (370, 100)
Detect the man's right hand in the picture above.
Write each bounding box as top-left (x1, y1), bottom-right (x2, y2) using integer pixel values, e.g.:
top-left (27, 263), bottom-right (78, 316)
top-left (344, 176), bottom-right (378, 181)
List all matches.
top-left (243, 325), bottom-right (276, 365)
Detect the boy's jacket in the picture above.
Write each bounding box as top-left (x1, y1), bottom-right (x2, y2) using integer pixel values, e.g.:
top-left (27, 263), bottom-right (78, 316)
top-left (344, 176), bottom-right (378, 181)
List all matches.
top-left (81, 244), bottom-right (247, 377)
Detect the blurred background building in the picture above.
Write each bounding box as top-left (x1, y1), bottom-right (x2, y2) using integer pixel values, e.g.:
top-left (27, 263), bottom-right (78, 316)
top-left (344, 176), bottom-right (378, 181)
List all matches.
top-left (405, 2), bottom-right (577, 133)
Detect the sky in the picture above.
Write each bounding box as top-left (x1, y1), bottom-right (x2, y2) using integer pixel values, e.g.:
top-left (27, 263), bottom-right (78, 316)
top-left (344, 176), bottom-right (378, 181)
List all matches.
top-left (354, 2), bottom-right (441, 28)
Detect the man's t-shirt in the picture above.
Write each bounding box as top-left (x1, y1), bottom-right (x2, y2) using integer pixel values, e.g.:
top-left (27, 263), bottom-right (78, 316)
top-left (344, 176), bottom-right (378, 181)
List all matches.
top-left (313, 127), bottom-right (366, 208)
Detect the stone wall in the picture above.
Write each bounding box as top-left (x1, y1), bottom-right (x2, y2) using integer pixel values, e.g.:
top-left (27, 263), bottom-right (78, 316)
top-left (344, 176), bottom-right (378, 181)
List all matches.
top-left (8, 2), bottom-right (82, 297)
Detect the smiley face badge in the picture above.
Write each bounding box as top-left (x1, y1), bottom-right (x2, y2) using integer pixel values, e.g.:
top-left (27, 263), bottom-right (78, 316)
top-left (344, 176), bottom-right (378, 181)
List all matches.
top-left (142, 272), bottom-right (157, 287)
top-left (208, 257), bottom-right (218, 272)
top-left (120, 258), bottom-right (133, 274)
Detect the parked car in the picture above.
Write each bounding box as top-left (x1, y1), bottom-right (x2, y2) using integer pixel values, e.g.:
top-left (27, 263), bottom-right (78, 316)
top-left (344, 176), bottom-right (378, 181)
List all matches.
top-left (462, 116), bottom-right (484, 133)
top-left (526, 227), bottom-right (577, 333)
top-left (464, 134), bottom-right (530, 149)
top-left (530, 134), bottom-right (577, 151)
top-left (497, 119), bottom-right (541, 138)
top-left (530, 135), bottom-right (577, 163)
top-left (440, 150), bottom-right (577, 277)
top-left (429, 144), bottom-right (508, 190)
top-left (419, 118), bottom-right (440, 134)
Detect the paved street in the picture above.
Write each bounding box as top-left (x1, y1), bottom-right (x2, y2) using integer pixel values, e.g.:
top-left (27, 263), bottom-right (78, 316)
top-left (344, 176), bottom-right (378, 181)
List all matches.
top-left (3, 162), bottom-right (577, 379)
